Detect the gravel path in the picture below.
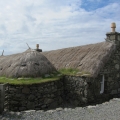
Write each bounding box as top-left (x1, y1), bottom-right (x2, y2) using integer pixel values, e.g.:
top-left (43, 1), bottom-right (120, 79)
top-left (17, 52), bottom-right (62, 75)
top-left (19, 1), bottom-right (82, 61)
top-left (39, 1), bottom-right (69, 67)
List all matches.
top-left (0, 98), bottom-right (120, 120)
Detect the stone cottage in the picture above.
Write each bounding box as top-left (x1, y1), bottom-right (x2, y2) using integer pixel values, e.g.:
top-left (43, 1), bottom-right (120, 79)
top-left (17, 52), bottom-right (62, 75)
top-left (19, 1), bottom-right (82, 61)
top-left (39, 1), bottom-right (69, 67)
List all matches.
top-left (0, 23), bottom-right (120, 112)
top-left (42, 23), bottom-right (120, 102)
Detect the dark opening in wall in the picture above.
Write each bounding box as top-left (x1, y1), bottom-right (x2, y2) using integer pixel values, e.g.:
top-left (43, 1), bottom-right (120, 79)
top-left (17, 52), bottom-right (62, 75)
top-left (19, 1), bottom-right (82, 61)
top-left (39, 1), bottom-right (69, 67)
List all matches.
top-left (34, 63), bottom-right (39, 66)
top-left (21, 63), bottom-right (26, 67)
top-left (0, 68), bottom-right (2, 70)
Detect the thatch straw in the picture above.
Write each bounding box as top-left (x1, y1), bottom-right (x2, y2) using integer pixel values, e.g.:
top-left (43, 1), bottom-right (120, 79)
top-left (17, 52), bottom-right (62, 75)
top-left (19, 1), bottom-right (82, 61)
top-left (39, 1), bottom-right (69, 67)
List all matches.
top-left (42, 41), bottom-right (116, 77)
top-left (0, 49), bottom-right (56, 78)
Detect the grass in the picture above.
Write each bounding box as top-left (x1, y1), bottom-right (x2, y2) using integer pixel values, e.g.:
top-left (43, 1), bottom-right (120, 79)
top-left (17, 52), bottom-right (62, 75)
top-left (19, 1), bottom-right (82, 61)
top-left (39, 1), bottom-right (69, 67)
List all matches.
top-left (0, 68), bottom-right (91, 85)
top-left (0, 76), bottom-right (61, 85)
top-left (59, 68), bottom-right (91, 76)
top-left (59, 68), bottom-right (79, 75)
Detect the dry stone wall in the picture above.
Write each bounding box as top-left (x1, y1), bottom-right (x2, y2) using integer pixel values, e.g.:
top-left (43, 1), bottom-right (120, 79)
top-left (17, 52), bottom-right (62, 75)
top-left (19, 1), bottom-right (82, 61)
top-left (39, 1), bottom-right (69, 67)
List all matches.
top-left (99, 33), bottom-right (120, 97)
top-left (63, 76), bottom-right (97, 106)
top-left (63, 75), bottom-right (112, 105)
top-left (99, 48), bottom-right (120, 97)
top-left (8, 79), bottom-right (64, 111)
top-left (5, 76), bottom-right (96, 111)
top-left (4, 75), bottom-right (115, 112)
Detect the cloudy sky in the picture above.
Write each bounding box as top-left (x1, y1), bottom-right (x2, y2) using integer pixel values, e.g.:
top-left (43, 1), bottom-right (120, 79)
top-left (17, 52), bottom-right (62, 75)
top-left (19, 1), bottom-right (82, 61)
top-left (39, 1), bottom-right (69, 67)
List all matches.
top-left (0, 0), bottom-right (120, 55)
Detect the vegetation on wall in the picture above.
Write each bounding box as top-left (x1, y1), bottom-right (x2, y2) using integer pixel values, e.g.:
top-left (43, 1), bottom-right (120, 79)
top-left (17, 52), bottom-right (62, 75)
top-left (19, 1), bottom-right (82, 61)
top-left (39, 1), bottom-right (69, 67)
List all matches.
top-left (59, 68), bottom-right (79, 75)
top-left (0, 68), bottom-right (91, 85)
top-left (59, 68), bottom-right (91, 76)
top-left (0, 76), bottom-right (60, 85)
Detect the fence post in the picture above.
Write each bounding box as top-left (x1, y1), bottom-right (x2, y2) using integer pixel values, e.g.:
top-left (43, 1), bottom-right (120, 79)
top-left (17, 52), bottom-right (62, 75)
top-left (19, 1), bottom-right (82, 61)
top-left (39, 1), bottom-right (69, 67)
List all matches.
top-left (0, 84), bottom-right (5, 114)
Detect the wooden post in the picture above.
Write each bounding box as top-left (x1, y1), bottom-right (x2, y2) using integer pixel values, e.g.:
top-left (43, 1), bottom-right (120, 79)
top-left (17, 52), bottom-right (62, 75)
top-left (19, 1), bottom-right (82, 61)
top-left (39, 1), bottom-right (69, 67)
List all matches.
top-left (0, 84), bottom-right (5, 114)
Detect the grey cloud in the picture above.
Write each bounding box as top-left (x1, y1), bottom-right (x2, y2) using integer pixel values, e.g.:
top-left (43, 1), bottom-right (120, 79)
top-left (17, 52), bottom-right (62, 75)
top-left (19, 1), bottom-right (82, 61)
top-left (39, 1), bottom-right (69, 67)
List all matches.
top-left (0, 25), bottom-right (6, 32)
top-left (25, 14), bottom-right (36, 22)
top-left (0, 0), bottom-right (120, 55)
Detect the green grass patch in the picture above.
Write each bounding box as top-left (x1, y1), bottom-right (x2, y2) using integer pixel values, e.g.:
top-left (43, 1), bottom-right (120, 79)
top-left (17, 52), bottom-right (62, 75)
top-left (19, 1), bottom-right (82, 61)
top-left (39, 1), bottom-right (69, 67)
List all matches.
top-left (58, 68), bottom-right (91, 76)
top-left (0, 76), bottom-right (61, 85)
top-left (0, 68), bottom-right (91, 85)
top-left (59, 68), bottom-right (79, 75)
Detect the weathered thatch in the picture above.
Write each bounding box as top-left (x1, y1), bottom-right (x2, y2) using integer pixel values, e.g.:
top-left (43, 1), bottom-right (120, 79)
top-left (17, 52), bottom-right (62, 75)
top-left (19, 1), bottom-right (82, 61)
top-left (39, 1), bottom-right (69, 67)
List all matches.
top-left (0, 49), bottom-right (56, 78)
top-left (42, 41), bottom-right (116, 77)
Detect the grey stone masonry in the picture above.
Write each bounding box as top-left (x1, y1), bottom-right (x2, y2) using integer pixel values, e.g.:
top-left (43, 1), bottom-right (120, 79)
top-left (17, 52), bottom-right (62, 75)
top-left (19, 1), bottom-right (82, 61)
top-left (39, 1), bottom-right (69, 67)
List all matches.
top-left (3, 76), bottom-right (100, 112)
top-left (100, 31), bottom-right (120, 96)
top-left (106, 32), bottom-right (120, 44)
top-left (63, 76), bottom-right (97, 106)
top-left (0, 84), bottom-right (8, 114)
top-left (0, 84), bottom-right (5, 113)
top-left (2, 74), bottom-right (119, 112)
top-left (8, 79), bottom-right (64, 111)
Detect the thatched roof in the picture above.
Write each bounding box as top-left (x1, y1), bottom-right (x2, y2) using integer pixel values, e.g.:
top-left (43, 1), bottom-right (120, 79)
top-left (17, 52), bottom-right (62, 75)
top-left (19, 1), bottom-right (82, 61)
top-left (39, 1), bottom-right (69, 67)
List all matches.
top-left (0, 49), bottom-right (56, 78)
top-left (42, 41), bottom-right (116, 77)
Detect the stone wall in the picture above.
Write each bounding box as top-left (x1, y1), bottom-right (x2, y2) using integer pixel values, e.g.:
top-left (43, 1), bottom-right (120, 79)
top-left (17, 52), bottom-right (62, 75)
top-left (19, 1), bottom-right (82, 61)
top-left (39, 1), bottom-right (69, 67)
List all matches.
top-left (91, 32), bottom-right (120, 98)
top-left (7, 79), bottom-right (64, 111)
top-left (5, 76), bottom-right (98, 111)
top-left (99, 48), bottom-right (120, 97)
top-left (63, 75), bottom-right (112, 105)
top-left (4, 74), bottom-right (116, 112)
top-left (63, 76), bottom-right (99, 106)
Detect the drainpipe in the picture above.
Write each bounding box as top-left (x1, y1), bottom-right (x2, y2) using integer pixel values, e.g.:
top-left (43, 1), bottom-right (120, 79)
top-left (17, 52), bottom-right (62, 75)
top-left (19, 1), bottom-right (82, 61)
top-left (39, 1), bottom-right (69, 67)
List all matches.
top-left (100, 75), bottom-right (104, 94)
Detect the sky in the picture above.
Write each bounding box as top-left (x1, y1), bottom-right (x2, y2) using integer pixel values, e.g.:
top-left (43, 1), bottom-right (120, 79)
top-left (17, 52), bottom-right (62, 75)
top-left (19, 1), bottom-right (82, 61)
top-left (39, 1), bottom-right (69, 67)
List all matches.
top-left (0, 0), bottom-right (120, 55)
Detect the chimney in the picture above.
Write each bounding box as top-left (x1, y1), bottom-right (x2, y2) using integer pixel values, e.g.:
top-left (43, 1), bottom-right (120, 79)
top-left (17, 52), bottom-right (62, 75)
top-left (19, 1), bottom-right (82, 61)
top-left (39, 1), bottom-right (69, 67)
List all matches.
top-left (105, 22), bottom-right (120, 44)
top-left (36, 44), bottom-right (42, 52)
top-left (111, 22), bottom-right (116, 32)
top-left (36, 44), bottom-right (39, 50)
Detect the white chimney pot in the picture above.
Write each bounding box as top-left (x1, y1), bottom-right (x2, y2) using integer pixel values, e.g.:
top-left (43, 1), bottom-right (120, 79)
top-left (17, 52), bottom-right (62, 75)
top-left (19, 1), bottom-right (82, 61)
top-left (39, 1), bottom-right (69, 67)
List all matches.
top-left (111, 22), bottom-right (116, 32)
top-left (36, 44), bottom-right (39, 49)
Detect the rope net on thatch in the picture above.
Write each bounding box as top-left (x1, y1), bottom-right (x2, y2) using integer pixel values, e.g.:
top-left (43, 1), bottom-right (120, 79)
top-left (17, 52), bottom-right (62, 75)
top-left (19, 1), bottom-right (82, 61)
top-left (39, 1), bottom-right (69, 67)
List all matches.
top-left (42, 41), bottom-right (116, 77)
top-left (0, 49), bottom-right (56, 78)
